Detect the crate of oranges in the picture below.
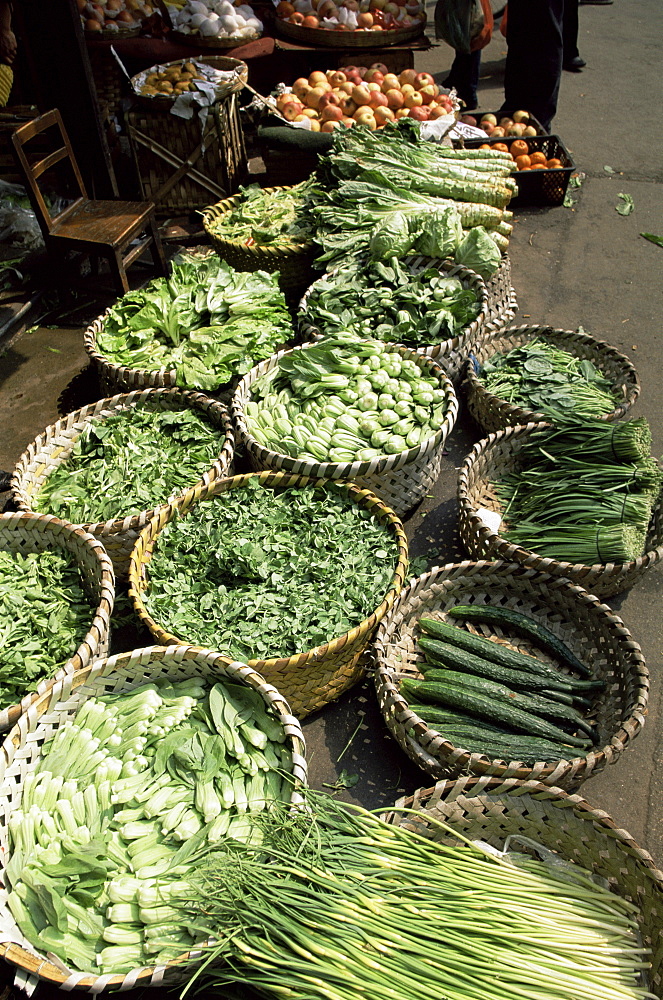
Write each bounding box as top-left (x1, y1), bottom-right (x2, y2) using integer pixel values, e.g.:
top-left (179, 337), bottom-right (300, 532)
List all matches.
top-left (466, 134), bottom-right (575, 206)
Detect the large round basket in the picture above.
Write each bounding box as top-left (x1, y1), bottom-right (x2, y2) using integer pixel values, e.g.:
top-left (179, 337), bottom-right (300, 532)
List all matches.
top-left (0, 644), bottom-right (307, 993)
top-left (0, 511), bottom-right (114, 732)
top-left (272, 17), bottom-right (426, 47)
top-left (200, 186), bottom-right (318, 306)
top-left (371, 559), bottom-right (648, 789)
top-left (457, 421), bottom-right (663, 597)
top-left (84, 307), bottom-right (177, 393)
top-left (231, 344), bottom-right (458, 517)
top-left (127, 471), bottom-right (409, 717)
top-left (169, 29), bottom-right (262, 48)
top-left (464, 324), bottom-right (641, 434)
top-left (381, 775), bottom-right (663, 998)
top-left (298, 258), bottom-right (488, 382)
top-left (130, 55), bottom-right (248, 111)
top-left (10, 388), bottom-right (235, 579)
top-left (481, 252), bottom-right (518, 331)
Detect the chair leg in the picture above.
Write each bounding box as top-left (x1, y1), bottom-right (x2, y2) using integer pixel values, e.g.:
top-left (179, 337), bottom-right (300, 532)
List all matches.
top-left (148, 213), bottom-right (169, 278)
top-left (110, 249), bottom-right (130, 297)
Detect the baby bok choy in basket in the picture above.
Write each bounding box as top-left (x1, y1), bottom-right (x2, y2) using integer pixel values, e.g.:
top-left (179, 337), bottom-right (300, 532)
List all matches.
top-left (5, 674), bottom-right (296, 975)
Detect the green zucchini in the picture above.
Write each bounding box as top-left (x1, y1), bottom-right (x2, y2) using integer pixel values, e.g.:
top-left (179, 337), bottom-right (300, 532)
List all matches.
top-left (446, 605), bottom-right (592, 678)
top-left (416, 636), bottom-right (595, 693)
top-left (399, 677), bottom-right (591, 748)
top-left (418, 618), bottom-right (598, 687)
top-left (420, 669), bottom-right (598, 743)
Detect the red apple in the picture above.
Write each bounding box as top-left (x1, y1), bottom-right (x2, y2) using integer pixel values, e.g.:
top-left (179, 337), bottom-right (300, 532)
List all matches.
top-left (328, 70), bottom-right (347, 88)
top-left (318, 91), bottom-right (344, 110)
top-left (320, 104), bottom-right (344, 122)
top-left (428, 104), bottom-right (451, 120)
top-left (414, 72), bottom-right (435, 89)
top-left (351, 84), bottom-right (372, 106)
top-left (380, 73), bottom-right (400, 93)
top-left (418, 84), bottom-right (439, 105)
top-left (384, 88), bottom-right (404, 110)
top-left (282, 100), bottom-right (305, 121)
top-left (370, 61), bottom-right (389, 73)
top-left (364, 68), bottom-right (384, 84)
top-left (408, 106), bottom-right (429, 121)
top-left (398, 68), bottom-right (417, 87)
top-left (368, 90), bottom-right (388, 109)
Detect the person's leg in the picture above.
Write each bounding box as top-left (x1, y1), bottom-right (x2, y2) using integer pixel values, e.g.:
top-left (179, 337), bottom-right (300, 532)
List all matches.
top-left (563, 0), bottom-right (581, 61)
top-left (443, 49), bottom-right (481, 108)
top-left (502, 0), bottom-right (564, 132)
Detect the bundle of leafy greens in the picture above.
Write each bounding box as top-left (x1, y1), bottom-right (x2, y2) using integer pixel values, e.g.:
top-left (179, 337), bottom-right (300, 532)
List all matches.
top-left (0, 549), bottom-right (92, 710)
top-left (201, 179), bottom-right (316, 246)
top-left (301, 255), bottom-right (481, 347)
top-left (33, 407), bottom-right (228, 524)
top-left (476, 338), bottom-right (621, 419)
top-left (302, 121), bottom-right (514, 270)
top-left (96, 254), bottom-right (294, 392)
top-left (142, 478), bottom-right (399, 662)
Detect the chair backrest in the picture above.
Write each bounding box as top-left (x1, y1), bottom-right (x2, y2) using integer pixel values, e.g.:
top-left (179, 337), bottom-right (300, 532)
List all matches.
top-left (11, 108), bottom-right (89, 237)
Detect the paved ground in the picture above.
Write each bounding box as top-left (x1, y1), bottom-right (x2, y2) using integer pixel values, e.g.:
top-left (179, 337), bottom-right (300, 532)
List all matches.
top-left (1, 0), bottom-right (663, 915)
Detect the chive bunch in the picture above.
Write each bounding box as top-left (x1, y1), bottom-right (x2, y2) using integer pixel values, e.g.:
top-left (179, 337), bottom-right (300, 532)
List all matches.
top-left (179, 790), bottom-right (654, 1000)
top-left (495, 418), bottom-right (663, 564)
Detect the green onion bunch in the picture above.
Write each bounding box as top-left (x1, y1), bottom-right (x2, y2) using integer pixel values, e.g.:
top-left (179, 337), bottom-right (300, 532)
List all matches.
top-left (476, 338), bottom-right (622, 420)
top-left (178, 789), bottom-right (654, 1000)
top-left (494, 418), bottom-right (662, 564)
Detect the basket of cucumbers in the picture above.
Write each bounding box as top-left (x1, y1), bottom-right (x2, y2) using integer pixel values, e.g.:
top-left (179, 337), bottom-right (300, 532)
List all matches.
top-left (371, 560), bottom-right (649, 789)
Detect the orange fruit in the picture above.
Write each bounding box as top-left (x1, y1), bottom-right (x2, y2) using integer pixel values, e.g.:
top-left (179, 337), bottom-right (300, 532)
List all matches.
top-left (546, 158), bottom-right (563, 169)
top-left (530, 163), bottom-right (547, 169)
top-left (514, 154), bottom-right (531, 170)
top-left (510, 139), bottom-right (529, 158)
top-left (492, 143), bottom-right (509, 153)
top-left (529, 151), bottom-right (547, 165)
top-left (275, 0), bottom-right (294, 14)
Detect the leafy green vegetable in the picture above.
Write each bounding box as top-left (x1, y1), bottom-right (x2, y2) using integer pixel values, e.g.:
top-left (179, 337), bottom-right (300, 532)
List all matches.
top-left (301, 256), bottom-right (481, 348)
top-left (201, 180), bottom-right (315, 246)
top-left (142, 479), bottom-right (399, 661)
top-left (0, 549), bottom-right (92, 710)
top-left (368, 211), bottom-right (417, 259)
top-left (32, 407), bottom-right (228, 524)
top-left (615, 193), bottom-right (634, 216)
top-left (96, 254), bottom-right (293, 392)
top-left (641, 232), bottom-right (663, 248)
top-left (453, 225), bottom-right (502, 278)
top-left (412, 205), bottom-right (464, 258)
top-left (476, 338), bottom-right (620, 419)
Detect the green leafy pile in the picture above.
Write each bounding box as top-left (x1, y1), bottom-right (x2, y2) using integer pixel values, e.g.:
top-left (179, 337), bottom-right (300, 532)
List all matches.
top-left (33, 408), bottom-right (228, 523)
top-left (476, 338), bottom-right (621, 419)
top-left (143, 479), bottom-right (398, 661)
top-left (0, 549), bottom-right (91, 710)
top-left (96, 255), bottom-right (294, 392)
top-left (202, 180), bottom-right (316, 246)
top-left (301, 256), bottom-right (481, 347)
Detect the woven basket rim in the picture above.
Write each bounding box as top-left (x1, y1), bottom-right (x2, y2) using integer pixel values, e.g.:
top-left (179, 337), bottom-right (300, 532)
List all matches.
top-left (83, 307), bottom-right (178, 385)
top-left (371, 559), bottom-right (649, 781)
top-left (10, 387), bottom-right (235, 536)
top-left (382, 775), bottom-right (663, 884)
top-left (465, 323), bottom-right (641, 426)
top-left (298, 257), bottom-right (488, 360)
top-left (458, 420), bottom-right (663, 580)
top-left (127, 469), bottom-right (409, 672)
top-left (169, 28), bottom-right (262, 48)
top-left (130, 54), bottom-right (248, 109)
top-left (231, 341), bottom-right (459, 478)
top-left (0, 510), bottom-right (115, 731)
top-left (200, 185), bottom-right (314, 259)
top-left (272, 16), bottom-right (426, 47)
top-left (0, 643), bottom-right (307, 990)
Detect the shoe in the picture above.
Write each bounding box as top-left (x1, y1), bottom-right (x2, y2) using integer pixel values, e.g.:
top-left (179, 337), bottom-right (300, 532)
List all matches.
top-left (563, 56), bottom-right (586, 71)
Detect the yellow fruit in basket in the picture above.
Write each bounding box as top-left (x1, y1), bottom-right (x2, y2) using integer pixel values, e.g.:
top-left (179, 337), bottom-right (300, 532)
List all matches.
top-left (141, 84), bottom-right (158, 95)
top-left (300, 107), bottom-right (318, 118)
top-left (308, 70), bottom-right (328, 87)
top-left (381, 73), bottom-right (400, 92)
top-left (523, 125), bottom-right (538, 137)
top-left (292, 77), bottom-right (310, 99)
top-left (306, 85), bottom-right (328, 110)
top-left (308, 119), bottom-right (321, 131)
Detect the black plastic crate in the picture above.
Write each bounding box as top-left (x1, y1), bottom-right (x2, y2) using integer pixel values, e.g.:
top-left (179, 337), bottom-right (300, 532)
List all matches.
top-left (465, 134), bottom-right (575, 207)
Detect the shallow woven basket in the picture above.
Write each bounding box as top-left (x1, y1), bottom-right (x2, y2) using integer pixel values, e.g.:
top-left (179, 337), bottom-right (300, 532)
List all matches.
top-left (272, 17), bottom-right (426, 47)
top-left (371, 559), bottom-right (649, 789)
top-left (0, 644), bottom-right (307, 993)
top-left (0, 511), bottom-right (114, 732)
top-left (482, 252), bottom-right (518, 331)
top-left (464, 324), bottom-right (641, 433)
top-left (381, 775), bottom-right (663, 998)
top-left (298, 258), bottom-right (488, 382)
top-left (130, 55), bottom-right (248, 110)
top-left (200, 186), bottom-right (318, 305)
top-left (231, 343), bottom-right (458, 517)
top-left (127, 471), bottom-right (409, 717)
top-left (10, 388), bottom-right (234, 579)
top-left (457, 421), bottom-right (663, 597)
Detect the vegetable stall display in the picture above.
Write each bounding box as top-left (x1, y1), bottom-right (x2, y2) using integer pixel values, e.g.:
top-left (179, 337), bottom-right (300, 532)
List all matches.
top-left (1, 649), bottom-right (306, 982)
top-left (201, 180), bottom-right (316, 248)
top-left (88, 254), bottom-right (294, 393)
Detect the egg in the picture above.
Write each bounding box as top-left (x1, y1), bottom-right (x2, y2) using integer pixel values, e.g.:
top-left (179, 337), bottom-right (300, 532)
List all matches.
top-left (188, 1), bottom-right (209, 13)
top-left (245, 15), bottom-right (261, 28)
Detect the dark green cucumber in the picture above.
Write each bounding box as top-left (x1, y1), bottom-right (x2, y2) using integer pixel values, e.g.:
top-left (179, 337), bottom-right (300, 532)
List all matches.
top-left (399, 677), bottom-right (591, 748)
top-left (405, 705), bottom-right (507, 736)
top-left (445, 605), bottom-right (592, 678)
top-left (420, 669), bottom-right (598, 743)
top-left (538, 688), bottom-right (594, 710)
top-left (416, 636), bottom-right (602, 694)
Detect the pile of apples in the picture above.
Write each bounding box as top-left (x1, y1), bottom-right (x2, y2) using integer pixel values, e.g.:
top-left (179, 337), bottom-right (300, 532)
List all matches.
top-left (463, 111), bottom-right (541, 138)
top-left (275, 0), bottom-right (425, 33)
top-left (80, 0), bottom-right (153, 32)
top-left (273, 65), bottom-right (455, 132)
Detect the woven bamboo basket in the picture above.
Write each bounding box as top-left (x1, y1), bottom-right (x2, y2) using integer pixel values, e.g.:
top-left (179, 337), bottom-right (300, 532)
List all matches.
top-left (464, 325), bottom-right (641, 434)
top-left (127, 471), bottom-right (409, 717)
top-left (200, 186), bottom-right (318, 306)
top-left (0, 644), bottom-right (307, 993)
top-left (457, 421), bottom-right (663, 597)
top-left (130, 55), bottom-right (248, 111)
top-left (169, 29), bottom-right (262, 47)
top-left (231, 344), bottom-right (458, 517)
top-left (10, 388), bottom-right (235, 579)
top-left (371, 559), bottom-right (649, 789)
top-left (482, 252), bottom-right (518, 331)
top-left (0, 511), bottom-right (114, 732)
top-left (298, 259), bottom-right (488, 382)
top-left (84, 307), bottom-right (177, 393)
top-left (382, 776), bottom-right (663, 998)
top-left (272, 17), bottom-right (426, 47)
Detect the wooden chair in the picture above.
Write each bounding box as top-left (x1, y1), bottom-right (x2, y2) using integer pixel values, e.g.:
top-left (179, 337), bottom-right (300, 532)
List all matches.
top-left (11, 108), bottom-right (169, 296)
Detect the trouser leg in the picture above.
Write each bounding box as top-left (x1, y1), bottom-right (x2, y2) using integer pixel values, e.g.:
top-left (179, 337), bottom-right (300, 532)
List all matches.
top-left (502, 0), bottom-right (564, 131)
